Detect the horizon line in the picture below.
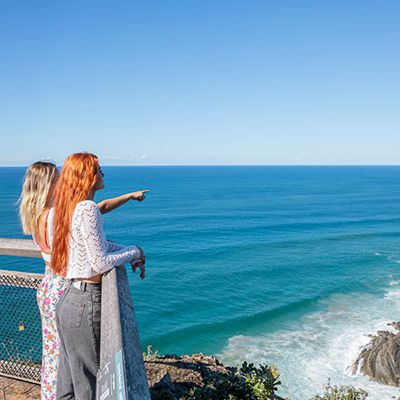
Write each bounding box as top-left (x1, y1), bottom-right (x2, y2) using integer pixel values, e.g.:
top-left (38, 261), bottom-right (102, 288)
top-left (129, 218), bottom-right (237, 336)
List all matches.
top-left (1, 163), bottom-right (400, 168)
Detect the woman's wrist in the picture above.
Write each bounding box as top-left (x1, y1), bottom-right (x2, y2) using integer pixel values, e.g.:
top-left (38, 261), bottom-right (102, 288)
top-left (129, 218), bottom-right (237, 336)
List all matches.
top-left (130, 192), bottom-right (138, 201)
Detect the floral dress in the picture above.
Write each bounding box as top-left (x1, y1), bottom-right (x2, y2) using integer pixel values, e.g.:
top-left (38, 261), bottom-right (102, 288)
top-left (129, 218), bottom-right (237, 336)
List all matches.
top-left (36, 267), bottom-right (66, 399)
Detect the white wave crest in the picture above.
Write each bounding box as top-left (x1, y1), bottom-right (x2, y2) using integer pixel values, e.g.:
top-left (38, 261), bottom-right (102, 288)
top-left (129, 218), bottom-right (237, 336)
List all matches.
top-left (219, 289), bottom-right (400, 400)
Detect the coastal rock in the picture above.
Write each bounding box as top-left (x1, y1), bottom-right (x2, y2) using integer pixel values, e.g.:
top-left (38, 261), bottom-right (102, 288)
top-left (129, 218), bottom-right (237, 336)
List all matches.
top-left (352, 326), bottom-right (400, 387)
top-left (144, 352), bottom-right (228, 399)
top-left (144, 352), bottom-right (286, 399)
top-left (388, 321), bottom-right (400, 331)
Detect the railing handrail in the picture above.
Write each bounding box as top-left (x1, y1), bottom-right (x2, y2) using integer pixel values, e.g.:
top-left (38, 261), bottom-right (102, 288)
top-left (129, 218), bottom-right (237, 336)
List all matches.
top-left (0, 238), bottom-right (41, 258)
top-left (0, 238), bottom-right (150, 399)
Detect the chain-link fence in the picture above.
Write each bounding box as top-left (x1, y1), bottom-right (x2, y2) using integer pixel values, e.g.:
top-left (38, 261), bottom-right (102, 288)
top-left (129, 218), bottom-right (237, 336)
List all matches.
top-left (0, 269), bottom-right (43, 383)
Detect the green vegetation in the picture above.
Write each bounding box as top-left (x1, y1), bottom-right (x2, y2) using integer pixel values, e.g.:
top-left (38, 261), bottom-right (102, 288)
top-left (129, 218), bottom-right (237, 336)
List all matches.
top-left (311, 381), bottom-right (368, 400)
top-left (148, 356), bottom-right (369, 400)
top-left (185, 361), bottom-right (282, 400)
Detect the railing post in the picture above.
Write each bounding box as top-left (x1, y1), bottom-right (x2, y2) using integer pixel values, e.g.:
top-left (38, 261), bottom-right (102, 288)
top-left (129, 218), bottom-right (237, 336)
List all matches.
top-left (97, 265), bottom-right (150, 400)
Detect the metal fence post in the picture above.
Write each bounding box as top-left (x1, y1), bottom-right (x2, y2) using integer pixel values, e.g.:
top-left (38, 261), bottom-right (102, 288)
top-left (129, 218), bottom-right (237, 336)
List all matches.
top-left (97, 266), bottom-right (150, 400)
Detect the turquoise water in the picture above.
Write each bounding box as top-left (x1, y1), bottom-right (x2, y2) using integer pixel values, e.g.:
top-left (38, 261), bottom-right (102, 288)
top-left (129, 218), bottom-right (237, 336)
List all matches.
top-left (1, 166), bottom-right (400, 399)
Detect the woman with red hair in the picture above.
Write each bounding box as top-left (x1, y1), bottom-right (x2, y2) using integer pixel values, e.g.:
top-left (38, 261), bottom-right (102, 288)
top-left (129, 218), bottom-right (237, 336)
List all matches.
top-left (51, 153), bottom-right (145, 399)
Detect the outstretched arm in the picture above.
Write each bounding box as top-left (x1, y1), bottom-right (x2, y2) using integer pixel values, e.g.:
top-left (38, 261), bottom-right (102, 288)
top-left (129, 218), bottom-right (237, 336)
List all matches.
top-left (97, 190), bottom-right (150, 214)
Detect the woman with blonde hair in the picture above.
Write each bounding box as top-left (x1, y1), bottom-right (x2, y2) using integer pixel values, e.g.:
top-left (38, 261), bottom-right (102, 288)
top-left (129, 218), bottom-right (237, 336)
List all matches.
top-left (19, 160), bottom-right (148, 400)
top-left (20, 161), bottom-right (63, 400)
top-left (51, 153), bottom-right (145, 399)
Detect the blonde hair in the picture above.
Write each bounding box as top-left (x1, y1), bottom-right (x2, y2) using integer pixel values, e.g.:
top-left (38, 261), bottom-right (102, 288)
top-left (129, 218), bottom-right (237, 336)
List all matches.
top-left (19, 161), bottom-right (58, 237)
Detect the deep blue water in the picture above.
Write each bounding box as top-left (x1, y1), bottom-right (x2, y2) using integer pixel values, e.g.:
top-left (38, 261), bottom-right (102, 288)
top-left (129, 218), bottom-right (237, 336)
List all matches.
top-left (1, 166), bottom-right (400, 399)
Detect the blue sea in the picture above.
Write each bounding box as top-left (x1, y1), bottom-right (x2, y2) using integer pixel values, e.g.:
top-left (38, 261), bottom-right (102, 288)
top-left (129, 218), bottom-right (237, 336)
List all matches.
top-left (1, 166), bottom-right (400, 399)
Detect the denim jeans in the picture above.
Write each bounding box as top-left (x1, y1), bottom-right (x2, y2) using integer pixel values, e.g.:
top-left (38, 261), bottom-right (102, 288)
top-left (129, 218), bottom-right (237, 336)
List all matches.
top-left (56, 282), bottom-right (102, 400)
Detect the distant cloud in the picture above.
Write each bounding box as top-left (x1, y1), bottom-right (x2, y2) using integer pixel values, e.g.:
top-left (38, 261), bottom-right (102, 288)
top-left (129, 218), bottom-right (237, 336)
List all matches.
top-left (0, 156), bottom-right (27, 162)
top-left (100, 154), bottom-right (151, 164)
top-left (0, 156), bottom-right (57, 166)
top-left (102, 155), bottom-right (125, 161)
top-left (127, 154), bottom-right (150, 161)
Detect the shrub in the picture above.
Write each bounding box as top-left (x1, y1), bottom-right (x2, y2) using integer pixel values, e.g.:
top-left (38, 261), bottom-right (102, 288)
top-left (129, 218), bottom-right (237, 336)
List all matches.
top-left (185, 361), bottom-right (282, 400)
top-left (310, 381), bottom-right (368, 400)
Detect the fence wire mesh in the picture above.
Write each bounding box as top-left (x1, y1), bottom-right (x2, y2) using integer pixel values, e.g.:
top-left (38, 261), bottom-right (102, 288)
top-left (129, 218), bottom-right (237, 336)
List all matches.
top-left (0, 270), bottom-right (43, 383)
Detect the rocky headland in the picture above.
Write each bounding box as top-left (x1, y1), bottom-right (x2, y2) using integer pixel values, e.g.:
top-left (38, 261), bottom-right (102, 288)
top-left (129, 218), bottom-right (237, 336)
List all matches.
top-left (144, 350), bottom-right (285, 400)
top-left (145, 320), bottom-right (400, 400)
top-left (352, 321), bottom-right (400, 387)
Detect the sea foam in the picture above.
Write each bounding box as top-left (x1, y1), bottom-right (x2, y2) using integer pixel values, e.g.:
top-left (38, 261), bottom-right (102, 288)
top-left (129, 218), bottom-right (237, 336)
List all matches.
top-left (219, 282), bottom-right (400, 400)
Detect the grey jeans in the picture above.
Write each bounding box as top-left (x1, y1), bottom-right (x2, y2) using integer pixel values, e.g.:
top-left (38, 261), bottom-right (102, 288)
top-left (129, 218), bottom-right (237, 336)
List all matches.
top-left (56, 282), bottom-right (102, 400)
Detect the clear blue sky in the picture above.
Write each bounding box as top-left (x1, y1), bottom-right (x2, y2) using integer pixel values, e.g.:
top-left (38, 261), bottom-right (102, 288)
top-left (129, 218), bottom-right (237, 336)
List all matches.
top-left (1, 1), bottom-right (399, 165)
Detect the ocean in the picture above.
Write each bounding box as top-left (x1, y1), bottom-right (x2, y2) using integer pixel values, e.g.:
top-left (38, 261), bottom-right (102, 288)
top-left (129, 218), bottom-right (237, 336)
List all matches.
top-left (1, 165), bottom-right (400, 399)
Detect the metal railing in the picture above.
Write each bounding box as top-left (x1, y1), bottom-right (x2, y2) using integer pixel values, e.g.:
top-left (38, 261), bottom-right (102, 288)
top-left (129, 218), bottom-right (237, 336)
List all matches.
top-left (0, 238), bottom-right (150, 399)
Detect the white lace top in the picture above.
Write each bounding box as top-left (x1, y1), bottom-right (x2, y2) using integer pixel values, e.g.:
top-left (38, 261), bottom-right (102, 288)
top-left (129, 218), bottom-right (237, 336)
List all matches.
top-left (49, 200), bottom-right (141, 279)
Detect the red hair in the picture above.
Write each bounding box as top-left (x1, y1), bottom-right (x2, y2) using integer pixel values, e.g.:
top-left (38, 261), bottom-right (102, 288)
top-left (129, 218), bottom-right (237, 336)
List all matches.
top-left (51, 153), bottom-right (99, 276)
